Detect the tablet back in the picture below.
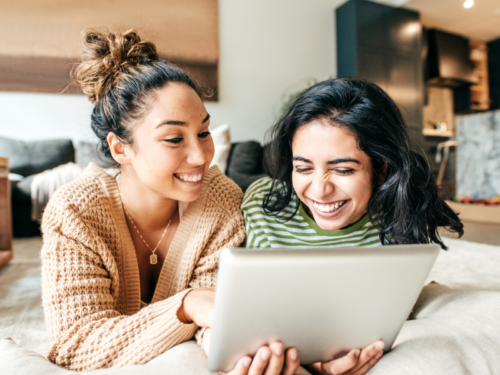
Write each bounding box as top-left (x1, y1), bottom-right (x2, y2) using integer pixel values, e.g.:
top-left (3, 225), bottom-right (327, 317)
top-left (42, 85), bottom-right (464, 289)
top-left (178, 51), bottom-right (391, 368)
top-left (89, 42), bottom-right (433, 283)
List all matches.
top-left (207, 244), bottom-right (440, 372)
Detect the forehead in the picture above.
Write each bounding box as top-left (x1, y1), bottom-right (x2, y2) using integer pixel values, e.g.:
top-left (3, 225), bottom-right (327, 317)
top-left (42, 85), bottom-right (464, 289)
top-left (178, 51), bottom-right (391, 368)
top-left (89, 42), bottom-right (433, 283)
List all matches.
top-left (292, 119), bottom-right (368, 161)
top-left (147, 83), bottom-right (206, 121)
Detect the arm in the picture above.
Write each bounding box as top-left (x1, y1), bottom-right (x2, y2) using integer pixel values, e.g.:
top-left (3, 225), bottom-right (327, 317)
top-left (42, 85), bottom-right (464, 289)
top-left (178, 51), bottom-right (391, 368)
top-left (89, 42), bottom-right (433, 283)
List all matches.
top-left (184, 174), bottom-right (246, 347)
top-left (42, 203), bottom-right (197, 371)
top-left (189, 212), bottom-right (246, 348)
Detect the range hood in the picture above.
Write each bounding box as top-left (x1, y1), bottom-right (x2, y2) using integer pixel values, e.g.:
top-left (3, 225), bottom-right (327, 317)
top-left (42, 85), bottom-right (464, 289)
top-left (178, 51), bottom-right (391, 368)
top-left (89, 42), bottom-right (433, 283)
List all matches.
top-left (426, 29), bottom-right (478, 87)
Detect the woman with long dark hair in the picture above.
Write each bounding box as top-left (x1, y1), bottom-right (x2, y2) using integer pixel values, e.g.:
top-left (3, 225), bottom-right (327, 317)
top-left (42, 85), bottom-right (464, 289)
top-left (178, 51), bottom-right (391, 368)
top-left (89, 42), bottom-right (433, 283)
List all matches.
top-left (242, 77), bottom-right (463, 374)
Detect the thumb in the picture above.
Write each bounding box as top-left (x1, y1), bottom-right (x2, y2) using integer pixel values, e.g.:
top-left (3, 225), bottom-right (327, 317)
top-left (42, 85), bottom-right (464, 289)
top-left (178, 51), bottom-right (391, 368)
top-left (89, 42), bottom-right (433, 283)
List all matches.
top-left (206, 307), bottom-right (214, 327)
top-left (202, 328), bottom-right (212, 355)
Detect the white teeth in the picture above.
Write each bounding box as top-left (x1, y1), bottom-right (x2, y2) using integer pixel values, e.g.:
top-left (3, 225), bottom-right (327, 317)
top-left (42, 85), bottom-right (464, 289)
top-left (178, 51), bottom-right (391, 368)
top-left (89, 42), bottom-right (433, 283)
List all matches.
top-left (177, 173), bottom-right (203, 182)
top-left (313, 200), bottom-right (345, 213)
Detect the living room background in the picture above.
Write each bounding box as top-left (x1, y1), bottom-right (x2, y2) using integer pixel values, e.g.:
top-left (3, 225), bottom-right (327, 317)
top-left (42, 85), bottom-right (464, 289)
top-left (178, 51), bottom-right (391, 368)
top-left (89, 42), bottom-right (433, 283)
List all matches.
top-left (0, 0), bottom-right (403, 144)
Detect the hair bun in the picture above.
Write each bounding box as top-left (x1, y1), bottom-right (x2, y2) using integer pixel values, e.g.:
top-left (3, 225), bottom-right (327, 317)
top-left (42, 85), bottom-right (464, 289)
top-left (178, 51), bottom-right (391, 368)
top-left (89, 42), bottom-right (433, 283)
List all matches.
top-left (74, 29), bottom-right (159, 103)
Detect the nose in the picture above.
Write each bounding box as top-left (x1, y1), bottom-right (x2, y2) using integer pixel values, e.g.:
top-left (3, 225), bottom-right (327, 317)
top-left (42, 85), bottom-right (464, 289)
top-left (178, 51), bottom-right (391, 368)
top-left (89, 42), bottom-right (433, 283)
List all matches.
top-left (186, 139), bottom-right (207, 166)
top-left (310, 172), bottom-right (334, 199)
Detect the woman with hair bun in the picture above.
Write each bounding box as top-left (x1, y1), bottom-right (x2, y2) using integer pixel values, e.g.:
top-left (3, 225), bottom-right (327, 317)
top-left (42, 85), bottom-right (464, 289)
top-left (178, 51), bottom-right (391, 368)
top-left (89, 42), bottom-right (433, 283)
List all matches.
top-left (41, 29), bottom-right (299, 374)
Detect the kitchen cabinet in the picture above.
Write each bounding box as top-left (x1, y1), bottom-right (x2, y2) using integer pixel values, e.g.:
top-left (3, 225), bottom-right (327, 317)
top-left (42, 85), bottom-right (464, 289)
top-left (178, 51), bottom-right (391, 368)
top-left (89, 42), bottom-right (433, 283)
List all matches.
top-left (336, 0), bottom-right (424, 148)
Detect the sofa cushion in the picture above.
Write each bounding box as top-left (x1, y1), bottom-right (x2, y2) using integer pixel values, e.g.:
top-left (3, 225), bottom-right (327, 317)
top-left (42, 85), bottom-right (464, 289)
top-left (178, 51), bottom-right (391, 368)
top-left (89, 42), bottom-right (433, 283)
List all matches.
top-left (75, 140), bottom-right (113, 169)
top-left (12, 175), bottom-right (34, 203)
top-left (227, 141), bottom-right (264, 176)
top-left (0, 137), bottom-right (74, 177)
top-left (209, 124), bottom-right (231, 174)
top-left (226, 172), bottom-right (267, 193)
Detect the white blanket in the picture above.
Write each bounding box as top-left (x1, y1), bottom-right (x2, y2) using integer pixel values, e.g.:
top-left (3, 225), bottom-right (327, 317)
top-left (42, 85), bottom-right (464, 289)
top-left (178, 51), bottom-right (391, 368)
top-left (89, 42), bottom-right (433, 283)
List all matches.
top-left (367, 283), bottom-right (500, 374)
top-left (30, 162), bottom-right (83, 222)
top-left (2, 239), bottom-right (500, 374)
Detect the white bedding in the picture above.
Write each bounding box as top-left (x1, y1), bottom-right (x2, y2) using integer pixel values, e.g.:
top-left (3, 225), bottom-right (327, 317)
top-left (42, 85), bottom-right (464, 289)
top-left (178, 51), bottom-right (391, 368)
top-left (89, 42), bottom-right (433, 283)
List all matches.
top-left (1, 239), bottom-right (500, 374)
top-left (368, 284), bottom-right (500, 374)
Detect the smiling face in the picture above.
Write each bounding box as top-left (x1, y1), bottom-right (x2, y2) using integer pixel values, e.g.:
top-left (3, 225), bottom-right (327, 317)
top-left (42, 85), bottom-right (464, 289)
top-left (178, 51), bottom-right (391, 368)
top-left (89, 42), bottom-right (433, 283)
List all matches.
top-left (291, 119), bottom-right (373, 231)
top-left (120, 82), bottom-right (214, 203)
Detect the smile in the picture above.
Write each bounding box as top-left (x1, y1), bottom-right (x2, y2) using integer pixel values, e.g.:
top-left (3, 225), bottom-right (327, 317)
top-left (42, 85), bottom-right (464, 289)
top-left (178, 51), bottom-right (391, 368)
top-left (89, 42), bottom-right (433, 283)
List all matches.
top-left (174, 173), bottom-right (203, 182)
top-left (312, 200), bottom-right (347, 213)
top-left (173, 166), bottom-right (205, 184)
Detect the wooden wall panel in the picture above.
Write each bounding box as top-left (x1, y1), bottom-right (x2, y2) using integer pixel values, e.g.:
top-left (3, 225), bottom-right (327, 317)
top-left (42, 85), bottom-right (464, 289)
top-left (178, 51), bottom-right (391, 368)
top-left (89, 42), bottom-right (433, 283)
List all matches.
top-left (0, 0), bottom-right (219, 100)
top-left (0, 55), bottom-right (218, 100)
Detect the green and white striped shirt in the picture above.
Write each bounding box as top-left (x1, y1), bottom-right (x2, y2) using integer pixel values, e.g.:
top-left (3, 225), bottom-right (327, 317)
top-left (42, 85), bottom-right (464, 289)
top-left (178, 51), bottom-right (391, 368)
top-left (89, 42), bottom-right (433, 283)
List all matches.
top-left (242, 177), bottom-right (381, 248)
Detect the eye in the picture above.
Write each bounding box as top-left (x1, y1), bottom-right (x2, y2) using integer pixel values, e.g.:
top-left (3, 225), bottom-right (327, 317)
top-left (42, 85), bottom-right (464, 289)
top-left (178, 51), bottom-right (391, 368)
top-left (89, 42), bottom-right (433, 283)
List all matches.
top-left (198, 131), bottom-right (211, 139)
top-left (164, 137), bottom-right (183, 144)
top-left (295, 167), bottom-right (312, 173)
top-left (334, 169), bottom-right (354, 175)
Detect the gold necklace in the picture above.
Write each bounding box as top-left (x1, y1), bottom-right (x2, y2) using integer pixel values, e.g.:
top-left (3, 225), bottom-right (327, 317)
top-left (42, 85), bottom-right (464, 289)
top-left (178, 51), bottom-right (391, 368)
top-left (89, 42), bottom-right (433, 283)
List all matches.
top-left (117, 176), bottom-right (174, 265)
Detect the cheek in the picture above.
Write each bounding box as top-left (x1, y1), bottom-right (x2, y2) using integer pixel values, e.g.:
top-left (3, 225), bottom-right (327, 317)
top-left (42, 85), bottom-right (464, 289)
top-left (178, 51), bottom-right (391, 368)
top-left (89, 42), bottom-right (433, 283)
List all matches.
top-left (137, 143), bottom-right (181, 178)
top-left (346, 173), bottom-right (372, 205)
top-left (204, 139), bottom-right (215, 166)
top-left (291, 172), bottom-right (309, 200)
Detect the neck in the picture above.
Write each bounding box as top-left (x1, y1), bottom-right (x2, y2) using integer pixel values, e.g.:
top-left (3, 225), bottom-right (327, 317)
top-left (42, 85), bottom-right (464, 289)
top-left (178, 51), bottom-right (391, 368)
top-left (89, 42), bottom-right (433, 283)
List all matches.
top-left (118, 167), bottom-right (177, 232)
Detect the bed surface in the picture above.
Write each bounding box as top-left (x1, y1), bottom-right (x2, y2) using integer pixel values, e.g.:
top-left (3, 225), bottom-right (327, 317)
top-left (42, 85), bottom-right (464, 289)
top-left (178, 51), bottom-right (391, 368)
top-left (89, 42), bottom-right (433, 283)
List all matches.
top-left (1, 237), bottom-right (500, 374)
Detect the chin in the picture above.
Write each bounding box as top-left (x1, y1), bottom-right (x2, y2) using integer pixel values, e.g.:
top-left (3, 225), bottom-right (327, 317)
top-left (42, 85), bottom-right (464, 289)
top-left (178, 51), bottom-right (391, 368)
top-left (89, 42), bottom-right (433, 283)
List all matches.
top-left (316, 218), bottom-right (346, 232)
top-left (175, 191), bottom-right (201, 203)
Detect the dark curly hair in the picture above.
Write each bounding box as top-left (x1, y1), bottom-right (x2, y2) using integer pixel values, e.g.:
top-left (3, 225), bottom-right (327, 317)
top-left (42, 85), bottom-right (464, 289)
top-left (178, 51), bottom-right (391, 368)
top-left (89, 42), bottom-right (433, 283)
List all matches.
top-left (263, 77), bottom-right (463, 250)
top-left (73, 29), bottom-right (201, 163)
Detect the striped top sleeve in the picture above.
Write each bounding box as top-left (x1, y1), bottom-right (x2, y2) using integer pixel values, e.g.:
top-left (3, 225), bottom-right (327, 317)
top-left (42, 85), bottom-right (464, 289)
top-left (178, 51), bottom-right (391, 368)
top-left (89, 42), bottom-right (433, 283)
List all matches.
top-left (242, 177), bottom-right (381, 249)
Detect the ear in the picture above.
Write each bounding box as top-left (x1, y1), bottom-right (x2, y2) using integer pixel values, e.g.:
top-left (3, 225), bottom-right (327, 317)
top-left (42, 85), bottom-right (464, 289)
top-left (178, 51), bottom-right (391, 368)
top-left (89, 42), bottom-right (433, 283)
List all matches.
top-left (378, 162), bottom-right (388, 185)
top-left (107, 132), bottom-right (133, 166)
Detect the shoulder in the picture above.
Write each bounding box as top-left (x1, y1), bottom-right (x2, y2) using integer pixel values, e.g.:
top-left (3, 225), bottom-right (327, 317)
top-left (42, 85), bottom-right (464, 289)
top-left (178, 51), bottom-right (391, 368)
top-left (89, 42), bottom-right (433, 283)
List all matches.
top-left (242, 177), bottom-right (274, 209)
top-left (42, 163), bottom-right (116, 228)
top-left (201, 165), bottom-right (244, 216)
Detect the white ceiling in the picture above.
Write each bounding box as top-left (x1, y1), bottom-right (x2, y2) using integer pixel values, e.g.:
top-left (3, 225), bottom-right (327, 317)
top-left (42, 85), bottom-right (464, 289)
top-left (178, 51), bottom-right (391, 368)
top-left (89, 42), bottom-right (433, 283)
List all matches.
top-left (403, 0), bottom-right (500, 42)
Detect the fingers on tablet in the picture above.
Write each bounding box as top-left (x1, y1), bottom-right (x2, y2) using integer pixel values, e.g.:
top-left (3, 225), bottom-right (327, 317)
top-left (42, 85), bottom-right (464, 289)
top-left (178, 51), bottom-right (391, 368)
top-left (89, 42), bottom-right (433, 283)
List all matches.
top-left (263, 342), bottom-right (284, 375)
top-left (248, 347), bottom-right (271, 375)
top-left (282, 348), bottom-right (300, 375)
top-left (351, 340), bottom-right (385, 374)
top-left (227, 356), bottom-right (252, 375)
top-left (320, 348), bottom-right (359, 374)
top-left (360, 340), bottom-right (384, 364)
top-left (351, 355), bottom-right (380, 375)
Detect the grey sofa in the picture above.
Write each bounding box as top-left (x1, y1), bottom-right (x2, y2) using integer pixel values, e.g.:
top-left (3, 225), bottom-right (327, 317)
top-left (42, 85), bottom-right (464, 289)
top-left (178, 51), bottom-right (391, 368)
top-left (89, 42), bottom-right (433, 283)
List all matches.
top-left (0, 136), bottom-right (267, 238)
top-left (0, 136), bottom-right (75, 237)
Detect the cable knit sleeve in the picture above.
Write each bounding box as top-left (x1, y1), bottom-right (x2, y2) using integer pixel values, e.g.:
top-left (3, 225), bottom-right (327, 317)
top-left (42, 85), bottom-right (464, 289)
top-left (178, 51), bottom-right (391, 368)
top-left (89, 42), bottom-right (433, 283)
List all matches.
top-left (41, 200), bottom-right (197, 371)
top-left (189, 174), bottom-right (246, 348)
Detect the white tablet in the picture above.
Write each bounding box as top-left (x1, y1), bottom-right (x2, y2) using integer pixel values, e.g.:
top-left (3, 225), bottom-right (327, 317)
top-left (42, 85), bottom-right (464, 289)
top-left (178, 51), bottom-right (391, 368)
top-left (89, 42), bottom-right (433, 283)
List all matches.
top-left (207, 244), bottom-right (440, 372)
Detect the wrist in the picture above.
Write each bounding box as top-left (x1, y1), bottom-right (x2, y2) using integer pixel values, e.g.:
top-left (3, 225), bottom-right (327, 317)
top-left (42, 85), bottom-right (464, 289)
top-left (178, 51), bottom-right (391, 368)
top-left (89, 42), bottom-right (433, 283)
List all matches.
top-left (177, 289), bottom-right (195, 324)
top-left (178, 288), bottom-right (215, 327)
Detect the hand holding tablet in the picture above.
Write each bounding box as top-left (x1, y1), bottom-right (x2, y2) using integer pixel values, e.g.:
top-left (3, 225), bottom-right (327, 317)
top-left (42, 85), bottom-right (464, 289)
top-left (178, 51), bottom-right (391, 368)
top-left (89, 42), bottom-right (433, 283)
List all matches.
top-left (203, 328), bottom-right (383, 375)
top-left (207, 245), bottom-right (439, 372)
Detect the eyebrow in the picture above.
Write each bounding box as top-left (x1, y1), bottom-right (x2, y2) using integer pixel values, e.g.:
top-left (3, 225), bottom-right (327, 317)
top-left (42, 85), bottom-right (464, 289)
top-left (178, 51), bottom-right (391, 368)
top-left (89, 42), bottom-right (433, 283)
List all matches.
top-left (155, 113), bottom-right (210, 128)
top-left (292, 156), bottom-right (360, 165)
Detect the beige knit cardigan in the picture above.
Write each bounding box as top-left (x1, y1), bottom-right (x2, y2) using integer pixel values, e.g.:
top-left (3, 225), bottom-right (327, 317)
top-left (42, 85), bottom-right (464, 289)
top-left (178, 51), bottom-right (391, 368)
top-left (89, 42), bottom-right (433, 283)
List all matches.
top-left (41, 163), bottom-right (246, 371)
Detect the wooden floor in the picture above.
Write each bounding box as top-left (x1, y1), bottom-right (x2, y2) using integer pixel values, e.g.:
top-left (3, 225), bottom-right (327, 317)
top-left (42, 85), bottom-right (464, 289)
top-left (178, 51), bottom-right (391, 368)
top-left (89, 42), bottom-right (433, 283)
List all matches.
top-left (0, 237), bottom-right (48, 354)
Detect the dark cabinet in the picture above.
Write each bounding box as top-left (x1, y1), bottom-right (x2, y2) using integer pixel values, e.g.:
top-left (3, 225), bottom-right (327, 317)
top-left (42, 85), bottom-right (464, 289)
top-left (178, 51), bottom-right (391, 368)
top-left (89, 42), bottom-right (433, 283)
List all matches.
top-left (488, 38), bottom-right (500, 110)
top-left (336, 0), bottom-right (424, 147)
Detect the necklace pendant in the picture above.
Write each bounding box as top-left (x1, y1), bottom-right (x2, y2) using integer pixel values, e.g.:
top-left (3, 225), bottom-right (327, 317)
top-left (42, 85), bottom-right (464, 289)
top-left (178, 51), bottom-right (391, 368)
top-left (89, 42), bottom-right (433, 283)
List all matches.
top-left (150, 254), bottom-right (158, 265)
